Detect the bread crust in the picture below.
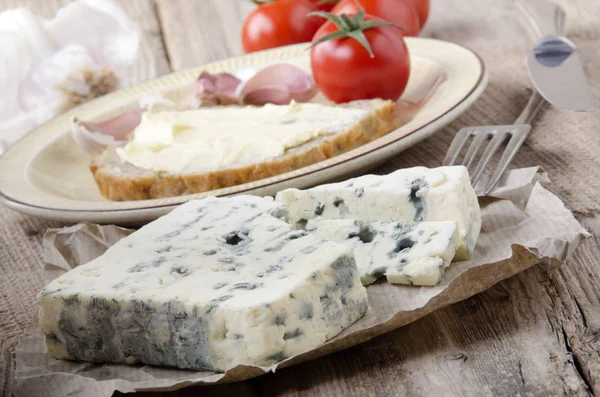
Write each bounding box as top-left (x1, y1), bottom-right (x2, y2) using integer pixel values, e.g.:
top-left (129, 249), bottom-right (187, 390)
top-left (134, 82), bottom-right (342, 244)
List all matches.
top-left (90, 101), bottom-right (400, 201)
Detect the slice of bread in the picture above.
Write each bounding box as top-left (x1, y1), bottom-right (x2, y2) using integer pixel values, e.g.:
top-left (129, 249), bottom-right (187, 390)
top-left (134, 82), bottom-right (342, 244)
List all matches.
top-left (90, 99), bottom-right (400, 201)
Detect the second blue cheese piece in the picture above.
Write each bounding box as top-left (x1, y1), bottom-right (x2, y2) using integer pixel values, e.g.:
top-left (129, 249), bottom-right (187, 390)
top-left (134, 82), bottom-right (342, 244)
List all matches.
top-left (37, 196), bottom-right (368, 372)
top-left (306, 219), bottom-right (459, 286)
top-left (276, 166), bottom-right (481, 261)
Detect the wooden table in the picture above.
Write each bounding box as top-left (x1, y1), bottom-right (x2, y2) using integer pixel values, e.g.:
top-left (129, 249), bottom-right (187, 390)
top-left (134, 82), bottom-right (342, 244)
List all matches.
top-left (1, 1), bottom-right (598, 396)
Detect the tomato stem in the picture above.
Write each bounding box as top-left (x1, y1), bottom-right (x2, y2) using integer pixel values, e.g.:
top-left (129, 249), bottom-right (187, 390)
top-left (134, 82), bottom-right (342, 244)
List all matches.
top-left (315, 0), bottom-right (341, 5)
top-left (310, 10), bottom-right (406, 58)
top-left (250, 0), bottom-right (276, 5)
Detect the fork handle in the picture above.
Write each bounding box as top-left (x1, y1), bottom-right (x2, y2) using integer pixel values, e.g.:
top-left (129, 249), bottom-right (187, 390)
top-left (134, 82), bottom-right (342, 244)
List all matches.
top-left (514, 90), bottom-right (545, 125)
top-left (515, 0), bottom-right (566, 38)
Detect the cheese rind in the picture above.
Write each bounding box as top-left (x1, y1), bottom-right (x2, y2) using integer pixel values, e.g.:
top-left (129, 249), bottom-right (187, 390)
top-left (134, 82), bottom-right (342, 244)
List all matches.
top-left (37, 196), bottom-right (368, 372)
top-left (306, 219), bottom-right (459, 286)
top-left (276, 166), bottom-right (481, 260)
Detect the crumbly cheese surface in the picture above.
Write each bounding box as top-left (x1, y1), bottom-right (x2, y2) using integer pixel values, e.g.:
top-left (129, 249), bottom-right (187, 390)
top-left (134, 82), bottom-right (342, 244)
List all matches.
top-left (306, 219), bottom-right (459, 286)
top-left (116, 102), bottom-right (371, 173)
top-left (276, 166), bottom-right (481, 260)
top-left (37, 196), bottom-right (368, 372)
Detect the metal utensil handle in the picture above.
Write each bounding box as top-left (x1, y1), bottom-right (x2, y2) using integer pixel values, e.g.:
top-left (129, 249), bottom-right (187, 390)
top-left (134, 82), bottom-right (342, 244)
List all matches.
top-left (515, 0), bottom-right (566, 37)
top-left (513, 0), bottom-right (566, 125)
top-left (514, 90), bottom-right (545, 125)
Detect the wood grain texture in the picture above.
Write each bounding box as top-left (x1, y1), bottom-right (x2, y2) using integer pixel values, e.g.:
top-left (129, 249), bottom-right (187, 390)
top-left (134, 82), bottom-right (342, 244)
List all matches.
top-left (1, 0), bottom-right (599, 396)
top-left (155, 0), bottom-right (254, 70)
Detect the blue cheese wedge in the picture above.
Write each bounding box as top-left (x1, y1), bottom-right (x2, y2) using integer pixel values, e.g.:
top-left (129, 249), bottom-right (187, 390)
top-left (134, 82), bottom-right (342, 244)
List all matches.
top-left (37, 196), bottom-right (368, 372)
top-left (276, 166), bottom-right (481, 261)
top-left (306, 219), bottom-right (459, 286)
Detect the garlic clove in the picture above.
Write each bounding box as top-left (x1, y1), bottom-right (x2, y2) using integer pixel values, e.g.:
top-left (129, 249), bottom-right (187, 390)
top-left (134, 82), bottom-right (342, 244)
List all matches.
top-left (72, 107), bottom-right (143, 154)
top-left (180, 72), bottom-right (241, 109)
top-left (241, 86), bottom-right (302, 107)
top-left (71, 117), bottom-right (126, 156)
top-left (239, 63), bottom-right (318, 106)
top-left (79, 108), bottom-right (142, 141)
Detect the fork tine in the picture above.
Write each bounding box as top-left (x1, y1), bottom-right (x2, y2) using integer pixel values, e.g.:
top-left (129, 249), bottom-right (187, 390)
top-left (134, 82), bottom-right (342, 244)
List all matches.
top-left (471, 128), bottom-right (511, 186)
top-left (443, 127), bottom-right (473, 166)
top-left (462, 131), bottom-right (490, 171)
top-left (484, 125), bottom-right (532, 194)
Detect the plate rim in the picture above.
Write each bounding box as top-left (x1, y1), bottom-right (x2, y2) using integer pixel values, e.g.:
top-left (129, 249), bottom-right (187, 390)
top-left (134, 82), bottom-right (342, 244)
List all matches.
top-left (0, 38), bottom-right (487, 223)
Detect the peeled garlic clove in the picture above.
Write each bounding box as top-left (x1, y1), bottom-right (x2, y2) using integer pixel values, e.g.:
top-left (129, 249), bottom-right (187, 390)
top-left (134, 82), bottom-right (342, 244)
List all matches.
top-left (240, 63), bottom-right (318, 106)
top-left (80, 108), bottom-right (142, 140)
top-left (180, 71), bottom-right (241, 109)
top-left (71, 117), bottom-right (125, 156)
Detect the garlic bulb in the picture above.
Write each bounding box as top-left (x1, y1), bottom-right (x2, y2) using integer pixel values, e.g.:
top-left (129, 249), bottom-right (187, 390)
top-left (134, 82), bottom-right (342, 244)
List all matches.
top-left (0, 0), bottom-right (140, 153)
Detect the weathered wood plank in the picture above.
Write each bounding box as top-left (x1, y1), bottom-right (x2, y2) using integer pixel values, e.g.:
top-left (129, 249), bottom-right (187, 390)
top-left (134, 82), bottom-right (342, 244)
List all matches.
top-left (155, 0), bottom-right (254, 70)
top-left (1, 1), bottom-right (598, 396)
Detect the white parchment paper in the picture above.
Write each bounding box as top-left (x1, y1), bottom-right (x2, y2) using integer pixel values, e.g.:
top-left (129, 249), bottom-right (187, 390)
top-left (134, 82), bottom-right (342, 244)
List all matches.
top-left (13, 167), bottom-right (590, 397)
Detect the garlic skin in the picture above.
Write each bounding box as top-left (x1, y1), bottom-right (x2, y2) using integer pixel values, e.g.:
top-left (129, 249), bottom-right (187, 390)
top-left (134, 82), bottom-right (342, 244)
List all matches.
top-left (0, 0), bottom-right (140, 154)
top-left (71, 117), bottom-right (126, 157)
top-left (78, 108), bottom-right (143, 141)
top-left (71, 108), bottom-right (142, 156)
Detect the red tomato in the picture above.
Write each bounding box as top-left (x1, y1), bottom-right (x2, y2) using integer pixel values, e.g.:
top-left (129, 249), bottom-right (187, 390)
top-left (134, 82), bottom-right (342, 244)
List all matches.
top-left (242, 0), bottom-right (323, 53)
top-left (310, 14), bottom-right (410, 103)
top-left (412, 0), bottom-right (430, 27)
top-left (308, 0), bottom-right (337, 11)
top-left (331, 0), bottom-right (420, 36)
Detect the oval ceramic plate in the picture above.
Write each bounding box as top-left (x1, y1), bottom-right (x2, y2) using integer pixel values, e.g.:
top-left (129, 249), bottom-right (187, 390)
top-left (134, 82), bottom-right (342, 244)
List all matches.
top-left (0, 38), bottom-right (487, 225)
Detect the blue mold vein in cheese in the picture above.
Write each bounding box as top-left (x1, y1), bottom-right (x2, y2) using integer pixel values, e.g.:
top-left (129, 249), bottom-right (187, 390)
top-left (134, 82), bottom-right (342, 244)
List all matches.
top-left (37, 196), bottom-right (368, 372)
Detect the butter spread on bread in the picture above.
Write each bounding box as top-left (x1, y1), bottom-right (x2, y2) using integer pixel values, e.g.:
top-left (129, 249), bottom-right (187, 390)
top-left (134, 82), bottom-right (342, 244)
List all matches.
top-left (90, 99), bottom-right (399, 200)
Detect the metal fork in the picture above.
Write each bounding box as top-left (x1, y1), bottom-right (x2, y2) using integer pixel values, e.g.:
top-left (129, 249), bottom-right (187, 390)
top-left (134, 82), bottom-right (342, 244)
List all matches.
top-left (443, 0), bottom-right (564, 195)
top-left (442, 92), bottom-right (545, 195)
